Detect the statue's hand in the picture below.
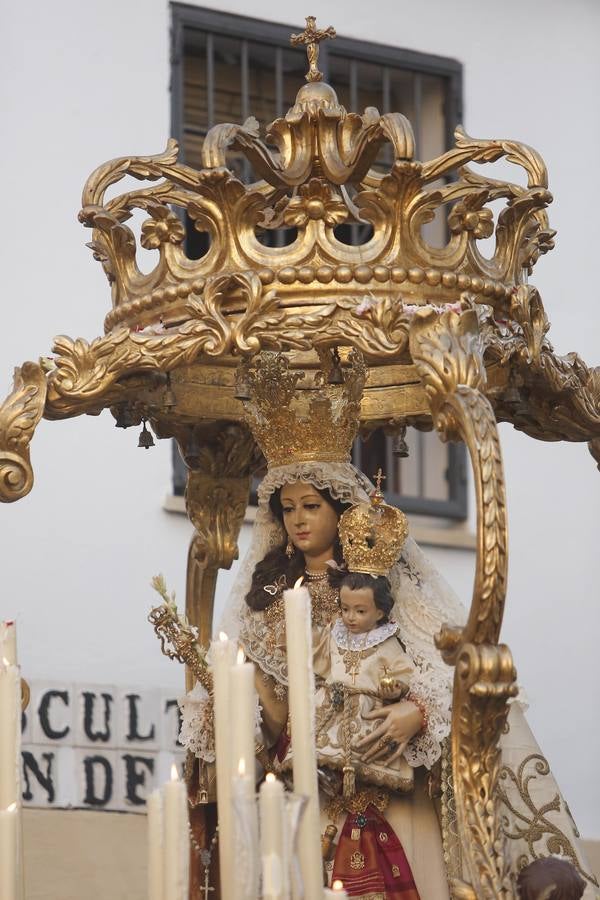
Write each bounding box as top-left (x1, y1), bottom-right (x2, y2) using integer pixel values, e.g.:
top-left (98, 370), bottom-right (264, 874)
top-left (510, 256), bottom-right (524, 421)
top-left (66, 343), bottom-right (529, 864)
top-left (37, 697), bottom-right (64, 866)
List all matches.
top-left (355, 701), bottom-right (424, 764)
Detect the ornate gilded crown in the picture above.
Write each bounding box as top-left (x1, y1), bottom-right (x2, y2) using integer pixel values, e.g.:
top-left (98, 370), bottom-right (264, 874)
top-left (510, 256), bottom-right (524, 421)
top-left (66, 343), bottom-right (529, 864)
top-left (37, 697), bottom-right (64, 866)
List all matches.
top-left (77, 17), bottom-right (554, 341)
top-left (241, 350), bottom-right (366, 468)
top-left (338, 470), bottom-right (408, 576)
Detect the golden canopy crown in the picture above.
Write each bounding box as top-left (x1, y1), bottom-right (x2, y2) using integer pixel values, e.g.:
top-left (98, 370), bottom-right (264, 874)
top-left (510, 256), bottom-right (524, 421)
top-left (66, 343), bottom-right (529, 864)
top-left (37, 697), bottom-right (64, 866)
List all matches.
top-left (338, 473), bottom-right (409, 576)
top-left (241, 350), bottom-right (366, 468)
top-left (76, 20), bottom-right (555, 340)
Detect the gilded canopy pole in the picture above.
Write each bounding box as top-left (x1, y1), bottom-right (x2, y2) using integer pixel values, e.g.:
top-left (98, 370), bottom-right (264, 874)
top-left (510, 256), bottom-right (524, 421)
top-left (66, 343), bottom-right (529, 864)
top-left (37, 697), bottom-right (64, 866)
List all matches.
top-left (410, 308), bottom-right (518, 899)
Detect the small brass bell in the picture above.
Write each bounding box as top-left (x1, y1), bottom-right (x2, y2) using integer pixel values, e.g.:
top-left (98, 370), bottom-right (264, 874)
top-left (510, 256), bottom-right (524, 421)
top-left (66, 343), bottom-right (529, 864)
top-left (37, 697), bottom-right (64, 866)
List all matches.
top-left (392, 426), bottom-right (409, 458)
top-left (163, 373), bottom-right (176, 411)
top-left (328, 348), bottom-right (344, 384)
top-left (138, 419), bottom-right (155, 449)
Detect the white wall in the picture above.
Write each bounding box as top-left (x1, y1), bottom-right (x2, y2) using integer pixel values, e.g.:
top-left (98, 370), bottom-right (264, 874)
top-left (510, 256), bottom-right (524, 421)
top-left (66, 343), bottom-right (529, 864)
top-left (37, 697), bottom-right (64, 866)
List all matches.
top-left (1, 0), bottom-right (599, 837)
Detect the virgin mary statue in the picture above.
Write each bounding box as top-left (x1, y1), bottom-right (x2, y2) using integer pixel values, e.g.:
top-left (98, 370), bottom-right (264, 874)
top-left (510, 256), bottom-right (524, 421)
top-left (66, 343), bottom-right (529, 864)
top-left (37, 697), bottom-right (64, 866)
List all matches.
top-left (181, 351), bottom-right (597, 899)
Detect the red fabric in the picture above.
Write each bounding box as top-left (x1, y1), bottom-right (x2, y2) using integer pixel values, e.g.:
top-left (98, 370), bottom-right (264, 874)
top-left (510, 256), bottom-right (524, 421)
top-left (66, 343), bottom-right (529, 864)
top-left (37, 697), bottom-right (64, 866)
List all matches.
top-left (273, 730), bottom-right (291, 763)
top-left (332, 804), bottom-right (420, 899)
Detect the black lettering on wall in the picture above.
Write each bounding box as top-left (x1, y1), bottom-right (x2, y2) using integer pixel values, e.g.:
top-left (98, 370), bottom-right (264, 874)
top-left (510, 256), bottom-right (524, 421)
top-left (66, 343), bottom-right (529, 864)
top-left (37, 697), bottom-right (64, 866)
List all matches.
top-left (39, 690), bottom-right (70, 740)
top-left (125, 694), bottom-right (155, 742)
top-left (82, 692), bottom-right (112, 742)
top-left (164, 699), bottom-right (183, 747)
top-left (22, 751), bottom-right (55, 803)
top-left (122, 754), bottom-right (154, 805)
top-left (83, 755), bottom-right (113, 807)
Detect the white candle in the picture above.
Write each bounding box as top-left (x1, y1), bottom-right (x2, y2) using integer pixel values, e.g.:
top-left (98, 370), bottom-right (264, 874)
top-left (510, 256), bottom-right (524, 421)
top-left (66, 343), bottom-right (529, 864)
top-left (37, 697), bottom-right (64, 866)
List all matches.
top-left (1, 622), bottom-right (23, 900)
top-left (231, 648), bottom-right (256, 785)
top-left (284, 581), bottom-right (323, 900)
top-left (0, 656), bottom-right (20, 809)
top-left (232, 758), bottom-right (259, 900)
top-left (0, 621), bottom-right (17, 665)
top-left (147, 789), bottom-right (164, 900)
top-left (260, 773), bottom-right (286, 900)
top-left (0, 802), bottom-right (18, 900)
top-left (162, 764), bottom-right (189, 900)
top-left (324, 880), bottom-right (348, 898)
top-left (211, 631), bottom-right (237, 900)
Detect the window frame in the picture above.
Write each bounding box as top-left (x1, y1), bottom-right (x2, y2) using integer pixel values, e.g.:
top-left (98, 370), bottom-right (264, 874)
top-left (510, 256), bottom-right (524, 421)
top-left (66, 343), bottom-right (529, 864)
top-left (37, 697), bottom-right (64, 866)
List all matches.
top-left (170, 4), bottom-right (467, 520)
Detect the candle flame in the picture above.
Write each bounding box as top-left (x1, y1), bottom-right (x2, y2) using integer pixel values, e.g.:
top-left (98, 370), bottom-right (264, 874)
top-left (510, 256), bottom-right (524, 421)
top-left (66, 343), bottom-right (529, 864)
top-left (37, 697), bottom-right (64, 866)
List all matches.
top-left (219, 631), bottom-right (228, 642)
top-left (170, 763), bottom-right (179, 782)
top-left (332, 880), bottom-right (345, 892)
top-left (2, 657), bottom-right (10, 666)
top-left (236, 647), bottom-right (245, 665)
top-left (238, 758), bottom-right (246, 776)
top-left (7, 802), bottom-right (17, 812)
top-left (293, 576), bottom-right (304, 589)
top-left (265, 772), bottom-right (276, 783)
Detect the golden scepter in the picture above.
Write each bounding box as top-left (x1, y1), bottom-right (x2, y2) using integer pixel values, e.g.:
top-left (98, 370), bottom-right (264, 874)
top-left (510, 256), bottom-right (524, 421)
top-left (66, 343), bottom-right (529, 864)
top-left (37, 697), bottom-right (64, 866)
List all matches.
top-left (148, 574), bottom-right (213, 695)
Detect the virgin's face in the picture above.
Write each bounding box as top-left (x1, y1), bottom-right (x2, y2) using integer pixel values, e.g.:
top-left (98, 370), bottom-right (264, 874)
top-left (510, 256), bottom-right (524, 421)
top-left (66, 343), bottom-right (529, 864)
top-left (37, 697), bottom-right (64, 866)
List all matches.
top-left (279, 482), bottom-right (339, 562)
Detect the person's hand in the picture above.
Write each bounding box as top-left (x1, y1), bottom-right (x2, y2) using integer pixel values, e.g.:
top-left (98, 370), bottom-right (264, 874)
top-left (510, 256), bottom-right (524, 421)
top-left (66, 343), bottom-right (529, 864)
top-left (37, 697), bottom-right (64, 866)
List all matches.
top-left (354, 700), bottom-right (424, 764)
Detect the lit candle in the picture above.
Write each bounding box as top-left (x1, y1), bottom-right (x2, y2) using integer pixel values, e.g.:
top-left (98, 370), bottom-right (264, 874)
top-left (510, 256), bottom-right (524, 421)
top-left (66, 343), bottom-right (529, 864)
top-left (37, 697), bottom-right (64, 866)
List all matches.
top-left (231, 648), bottom-right (256, 786)
top-left (324, 880), bottom-right (349, 898)
top-left (162, 764), bottom-right (189, 900)
top-left (259, 773), bottom-right (286, 900)
top-left (210, 631), bottom-right (237, 900)
top-left (0, 802), bottom-right (18, 900)
top-left (147, 789), bottom-right (164, 900)
top-left (284, 579), bottom-right (323, 900)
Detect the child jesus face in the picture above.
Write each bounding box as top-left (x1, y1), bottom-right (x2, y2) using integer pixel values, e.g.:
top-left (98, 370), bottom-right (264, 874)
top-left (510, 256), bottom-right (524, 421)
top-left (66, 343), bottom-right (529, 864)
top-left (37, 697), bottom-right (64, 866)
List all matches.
top-left (339, 585), bottom-right (384, 634)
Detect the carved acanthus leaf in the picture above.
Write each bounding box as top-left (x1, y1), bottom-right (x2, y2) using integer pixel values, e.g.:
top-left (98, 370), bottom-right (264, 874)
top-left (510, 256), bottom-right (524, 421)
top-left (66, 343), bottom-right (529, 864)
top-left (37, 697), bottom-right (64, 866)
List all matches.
top-left (0, 362), bottom-right (48, 502)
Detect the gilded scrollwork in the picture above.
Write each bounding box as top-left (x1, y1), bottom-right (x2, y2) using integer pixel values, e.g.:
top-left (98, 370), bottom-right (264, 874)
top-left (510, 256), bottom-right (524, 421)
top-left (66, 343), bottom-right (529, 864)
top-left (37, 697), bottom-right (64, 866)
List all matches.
top-left (449, 643), bottom-right (518, 900)
top-left (0, 362), bottom-right (48, 503)
top-left (482, 286), bottom-right (600, 444)
top-left (183, 424), bottom-right (261, 654)
top-left (409, 307), bottom-right (512, 899)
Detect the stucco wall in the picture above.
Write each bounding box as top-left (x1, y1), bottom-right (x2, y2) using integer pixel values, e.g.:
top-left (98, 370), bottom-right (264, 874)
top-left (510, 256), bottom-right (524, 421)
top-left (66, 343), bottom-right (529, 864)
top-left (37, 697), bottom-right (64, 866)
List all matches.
top-left (2, 0), bottom-right (599, 848)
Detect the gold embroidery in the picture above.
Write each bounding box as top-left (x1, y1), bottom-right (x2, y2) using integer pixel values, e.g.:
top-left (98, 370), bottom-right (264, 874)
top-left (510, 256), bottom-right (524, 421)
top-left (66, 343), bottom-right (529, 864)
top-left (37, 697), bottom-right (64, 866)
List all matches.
top-left (498, 753), bottom-right (599, 888)
top-left (350, 851), bottom-right (365, 870)
top-left (392, 864), bottom-right (400, 877)
top-left (378, 831), bottom-right (388, 843)
top-left (351, 827), bottom-right (361, 841)
top-left (325, 786), bottom-right (390, 821)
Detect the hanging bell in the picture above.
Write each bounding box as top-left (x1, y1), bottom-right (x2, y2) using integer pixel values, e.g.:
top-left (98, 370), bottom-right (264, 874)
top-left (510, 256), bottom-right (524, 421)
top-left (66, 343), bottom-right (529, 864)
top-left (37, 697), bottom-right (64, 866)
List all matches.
top-left (163, 373), bottom-right (176, 411)
top-left (392, 426), bottom-right (409, 458)
top-left (328, 348), bottom-right (344, 384)
top-left (138, 419), bottom-right (155, 449)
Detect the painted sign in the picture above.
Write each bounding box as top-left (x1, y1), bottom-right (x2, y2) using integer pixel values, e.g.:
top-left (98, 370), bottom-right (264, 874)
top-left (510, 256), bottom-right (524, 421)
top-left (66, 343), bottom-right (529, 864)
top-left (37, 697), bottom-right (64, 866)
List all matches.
top-left (21, 681), bottom-right (185, 813)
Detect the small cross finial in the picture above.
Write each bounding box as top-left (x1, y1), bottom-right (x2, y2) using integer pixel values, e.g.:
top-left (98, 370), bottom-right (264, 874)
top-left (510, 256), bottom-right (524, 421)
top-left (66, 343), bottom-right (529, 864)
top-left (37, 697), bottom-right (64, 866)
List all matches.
top-left (290, 16), bottom-right (336, 83)
top-left (372, 468), bottom-right (386, 506)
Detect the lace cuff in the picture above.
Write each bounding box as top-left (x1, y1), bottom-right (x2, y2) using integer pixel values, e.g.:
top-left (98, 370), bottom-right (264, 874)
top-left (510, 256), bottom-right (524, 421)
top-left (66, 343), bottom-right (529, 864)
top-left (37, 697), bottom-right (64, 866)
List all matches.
top-left (178, 682), bottom-right (215, 762)
top-left (403, 668), bottom-right (452, 770)
top-left (178, 683), bottom-right (264, 763)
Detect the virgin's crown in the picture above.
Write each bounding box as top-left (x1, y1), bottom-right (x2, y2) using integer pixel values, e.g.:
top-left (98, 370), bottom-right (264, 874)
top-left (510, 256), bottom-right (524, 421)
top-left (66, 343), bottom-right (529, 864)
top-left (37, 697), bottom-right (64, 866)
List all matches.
top-left (241, 351), bottom-right (366, 468)
top-left (339, 472), bottom-right (408, 576)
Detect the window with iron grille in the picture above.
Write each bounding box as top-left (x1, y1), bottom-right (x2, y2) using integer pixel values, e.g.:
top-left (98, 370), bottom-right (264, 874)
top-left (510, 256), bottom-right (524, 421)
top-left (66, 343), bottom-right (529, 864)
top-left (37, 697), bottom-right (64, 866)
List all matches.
top-left (170, 5), bottom-right (467, 520)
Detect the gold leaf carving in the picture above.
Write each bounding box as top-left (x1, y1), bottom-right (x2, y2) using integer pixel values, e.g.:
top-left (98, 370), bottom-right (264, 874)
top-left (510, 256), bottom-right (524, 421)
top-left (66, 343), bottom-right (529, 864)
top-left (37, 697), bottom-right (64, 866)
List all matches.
top-left (0, 362), bottom-right (47, 502)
